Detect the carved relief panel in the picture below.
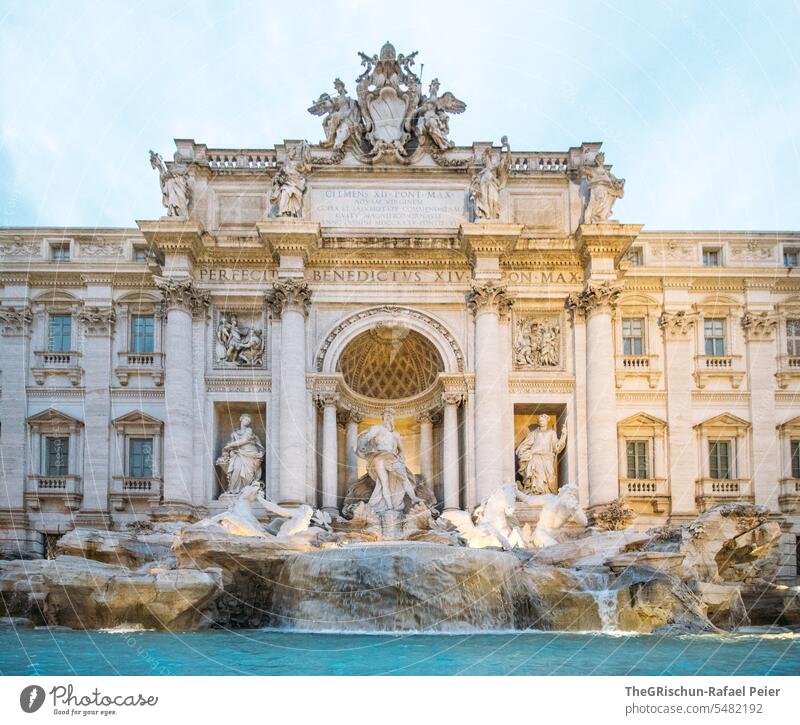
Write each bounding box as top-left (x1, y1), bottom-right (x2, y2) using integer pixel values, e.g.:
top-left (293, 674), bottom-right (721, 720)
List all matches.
top-left (512, 313), bottom-right (562, 370)
top-left (211, 307), bottom-right (267, 370)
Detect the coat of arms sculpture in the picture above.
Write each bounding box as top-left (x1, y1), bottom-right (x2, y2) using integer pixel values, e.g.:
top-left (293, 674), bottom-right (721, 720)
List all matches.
top-left (308, 41), bottom-right (466, 163)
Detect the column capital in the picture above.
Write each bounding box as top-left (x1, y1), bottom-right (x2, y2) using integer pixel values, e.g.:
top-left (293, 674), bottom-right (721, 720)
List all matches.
top-left (314, 391), bottom-right (340, 408)
top-left (267, 279), bottom-right (312, 318)
top-left (77, 306), bottom-right (116, 336)
top-left (441, 390), bottom-right (465, 407)
top-left (466, 280), bottom-right (513, 318)
top-left (566, 281), bottom-right (623, 318)
top-left (0, 305), bottom-right (33, 337)
top-left (154, 276), bottom-right (210, 317)
top-left (658, 310), bottom-right (699, 338)
top-left (741, 311), bottom-right (779, 342)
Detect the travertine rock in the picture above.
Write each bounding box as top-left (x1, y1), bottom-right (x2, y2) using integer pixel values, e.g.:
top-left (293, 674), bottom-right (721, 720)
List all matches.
top-left (614, 566), bottom-right (714, 634)
top-left (56, 528), bottom-right (173, 569)
top-left (0, 556), bottom-right (221, 631)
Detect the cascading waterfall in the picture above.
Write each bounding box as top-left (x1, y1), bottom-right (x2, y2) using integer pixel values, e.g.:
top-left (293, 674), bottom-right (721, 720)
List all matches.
top-left (571, 569), bottom-right (619, 632)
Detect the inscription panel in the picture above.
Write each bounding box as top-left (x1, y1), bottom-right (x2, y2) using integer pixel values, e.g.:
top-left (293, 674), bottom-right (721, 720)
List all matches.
top-left (308, 187), bottom-right (467, 228)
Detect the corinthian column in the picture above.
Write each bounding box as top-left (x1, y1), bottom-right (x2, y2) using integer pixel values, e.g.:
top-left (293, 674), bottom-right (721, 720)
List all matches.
top-left (155, 277), bottom-right (209, 515)
top-left (344, 411), bottom-right (362, 485)
top-left (568, 281), bottom-right (622, 508)
top-left (467, 281), bottom-right (513, 501)
top-left (417, 412), bottom-right (434, 487)
top-left (441, 392), bottom-right (463, 510)
top-left (316, 391), bottom-right (340, 514)
top-left (267, 279), bottom-right (312, 505)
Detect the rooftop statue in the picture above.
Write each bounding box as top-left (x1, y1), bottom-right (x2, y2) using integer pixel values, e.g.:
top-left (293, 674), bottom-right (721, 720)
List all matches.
top-left (414, 78), bottom-right (466, 150)
top-left (470, 138), bottom-right (510, 220)
top-left (149, 150), bottom-right (190, 218)
top-left (308, 42), bottom-right (466, 162)
top-left (270, 141), bottom-right (312, 217)
top-left (307, 78), bottom-right (363, 151)
top-left (578, 151), bottom-right (625, 223)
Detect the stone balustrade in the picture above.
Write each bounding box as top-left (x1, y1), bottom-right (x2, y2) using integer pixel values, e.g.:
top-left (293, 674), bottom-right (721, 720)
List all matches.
top-left (31, 350), bottom-right (82, 386)
top-left (110, 476), bottom-right (162, 511)
top-left (693, 355), bottom-right (745, 389)
top-left (776, 355), bottom-right (800, 389)
top-left (25, 474), bottom-right (82, 510)
top-left (114, 350), bottom-right (164, 386)
top-left (778, 478), bottom-right (800, 514)
top-left (695, 477), bottom-right (754, 511)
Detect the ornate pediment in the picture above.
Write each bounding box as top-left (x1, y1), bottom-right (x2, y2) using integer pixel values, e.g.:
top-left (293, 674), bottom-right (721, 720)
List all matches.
top-left (694, 412), bottom-right (751, 434)
top-left (617, 412), bottom-right (667, 436)
top-left (27, 408), bottom-right (83, 430)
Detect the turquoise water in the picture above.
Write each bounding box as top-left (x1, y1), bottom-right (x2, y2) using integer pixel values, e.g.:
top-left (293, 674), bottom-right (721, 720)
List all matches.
top-left (1, 630), bottom-right (799, 675)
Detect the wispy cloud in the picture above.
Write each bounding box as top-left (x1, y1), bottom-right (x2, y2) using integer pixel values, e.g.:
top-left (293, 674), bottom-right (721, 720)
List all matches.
top-left (1, 0), bottom-right (798, 229)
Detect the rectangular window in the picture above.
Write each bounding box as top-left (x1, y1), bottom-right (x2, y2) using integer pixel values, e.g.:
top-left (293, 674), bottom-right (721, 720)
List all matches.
top-left (133, 247), bottom-right (149, 262)
top-left (709, 440), bottom-right (732, 480)
top-left (626, 440), bottom-right (649, 479)
top-left (128, 438), bottom-right (154, 478)
top-left (51, 244), bottom-right (69, 261)
top-left (702, 248), bottom-right (721, 267)
top-left (130, 315), bottom-right (154, 353)
top-left (791, 440), bottom-right (800, 479)
top-left (622, 318), bottom-right (645, 355)
top-left (787, 319), bottom-right (800, 356)
top-left (45, 436), bottom-right (69, 476)
top-left (47, 314), bottom-right (72, 352)
top-left (704, 318), bottom-right (726, 356)
top-left (626, 247), bottom-right (643, 267)
top-left (784, 249), bottom-right (799, 268)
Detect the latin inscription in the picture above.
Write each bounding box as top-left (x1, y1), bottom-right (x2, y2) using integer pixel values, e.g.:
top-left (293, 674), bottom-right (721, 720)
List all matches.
top-left (309, 188), bottom-right (466, 228)
top-left (198, 267), bottom-right (583, 285)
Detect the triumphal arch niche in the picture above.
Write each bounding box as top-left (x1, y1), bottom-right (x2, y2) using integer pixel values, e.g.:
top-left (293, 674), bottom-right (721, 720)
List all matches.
top-left (136, 39), bottom-right (636, 533)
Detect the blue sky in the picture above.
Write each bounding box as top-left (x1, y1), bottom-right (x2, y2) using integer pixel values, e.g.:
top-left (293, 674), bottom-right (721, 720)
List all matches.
top-left (1, 0), bottom-right (798, 231)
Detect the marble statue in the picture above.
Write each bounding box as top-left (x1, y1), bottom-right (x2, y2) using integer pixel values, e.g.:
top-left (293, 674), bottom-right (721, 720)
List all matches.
top-left (355, 42), bottom-right (421, 161)
top-left (519, 483), bottom-right (588, 548)
top-left (414, 78), bottom-right (466, 150)
top-left (578, 151), bottom-right (625, 223)
top-left (355, 408), bottom-right (424, 513)
top-left (514, 317), bottom-right (560, 368)
top-left (442, 484), bottom-right (527, 550)
top-left (308, 79), bottom-right (363, 150)
top-left (192, 483), bottom-right (270, 538)
top-left (216, 313), bottom-right (264, 366)
top-left (149, 150), bottom-right (190, 218)
top-left (216, 414), bottom-right (265, 494)
top-left (516, 415), bottom-right (567, 495)
top-left (191, 483), bottom-right (330, 542)
top-left (470, 139), bottom-right (509, 220)
top-left (271, 141), bottom-right (312, 217)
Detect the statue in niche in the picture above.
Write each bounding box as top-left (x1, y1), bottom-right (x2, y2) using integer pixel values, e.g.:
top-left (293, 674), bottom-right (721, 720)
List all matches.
top-left (578, 151), bottom-right (625, 223)
top-left (516, 415), bottom-right (567, 495)
top-left (308, 78), bottom-right (363, 150)
top-left (414, 78), bottom-right (466, 150)
top-left (216, 313), bottom-right (264, 366)
top-left (514, 317), bottom-right (560, 368)
top-left (216, 414), bottom-right (265, 494)
top-left (271, 141), bottom-right (312, 217)
top-left (470, 138), bottom-right (510, 220)
top-left (353, 408), bottom-right (426, 514)
top-left (149, 150), bottom-right (190, 218)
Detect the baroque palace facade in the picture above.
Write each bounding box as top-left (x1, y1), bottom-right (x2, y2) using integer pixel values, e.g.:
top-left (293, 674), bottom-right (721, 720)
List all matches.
top-left (1, 43), bottom-right (799, 577)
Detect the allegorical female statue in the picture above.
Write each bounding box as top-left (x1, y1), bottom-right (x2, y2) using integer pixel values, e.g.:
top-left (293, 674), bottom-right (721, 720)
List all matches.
top-left (356, 408), bottom-right (423, 513)
top-left (469, 139), bottom-right (509, 220)
top-left (516, 415), bottom-right (567, 495)
top-left (216, 414), bottom-right (265, 494)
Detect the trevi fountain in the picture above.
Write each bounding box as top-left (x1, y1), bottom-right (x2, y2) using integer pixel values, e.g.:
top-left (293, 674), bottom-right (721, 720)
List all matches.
top-left (1, 43), bottom-right (799, 675)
